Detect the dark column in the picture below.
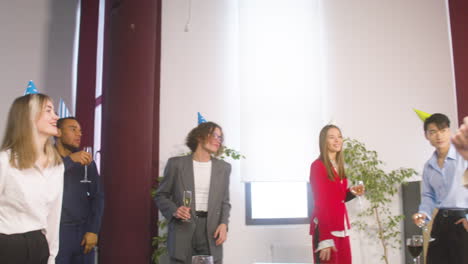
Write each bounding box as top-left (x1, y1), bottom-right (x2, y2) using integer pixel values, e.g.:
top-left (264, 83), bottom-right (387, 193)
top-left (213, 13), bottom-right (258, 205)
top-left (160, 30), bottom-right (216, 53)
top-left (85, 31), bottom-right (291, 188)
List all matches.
top-left (99, 0), bottom-right (161, 263)
top-left (75, 0), bottom-right (99, 146)
top-left (402, 182), bottom-right (422, 263)
top-left (448, 0), bottom-right (468, 124)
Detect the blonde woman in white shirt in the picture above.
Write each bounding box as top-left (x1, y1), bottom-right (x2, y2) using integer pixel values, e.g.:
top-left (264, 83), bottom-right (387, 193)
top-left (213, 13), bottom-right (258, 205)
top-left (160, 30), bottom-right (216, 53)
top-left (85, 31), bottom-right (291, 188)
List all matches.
top-left (0, 93), bottom-right (64, 264)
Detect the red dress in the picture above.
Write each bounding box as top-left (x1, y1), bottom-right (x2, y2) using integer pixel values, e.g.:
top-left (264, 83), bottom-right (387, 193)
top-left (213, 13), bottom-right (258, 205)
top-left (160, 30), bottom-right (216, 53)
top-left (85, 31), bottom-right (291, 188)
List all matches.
top-left (309, 159), bottom-right (352, 264)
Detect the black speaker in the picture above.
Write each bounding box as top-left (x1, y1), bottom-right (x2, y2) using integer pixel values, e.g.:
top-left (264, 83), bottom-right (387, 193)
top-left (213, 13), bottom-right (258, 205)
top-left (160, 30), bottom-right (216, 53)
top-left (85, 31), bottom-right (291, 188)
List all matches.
top-left (402, 181), bottom-right (422, 263)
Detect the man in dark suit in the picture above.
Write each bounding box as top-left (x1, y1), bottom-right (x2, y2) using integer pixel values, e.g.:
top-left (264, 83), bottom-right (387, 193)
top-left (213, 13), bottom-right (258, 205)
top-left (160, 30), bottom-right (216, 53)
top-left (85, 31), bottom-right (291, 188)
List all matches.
top-left (55, 117), bottom-right (105, 264)
top-left (155, 122), bottom-right (231, 264)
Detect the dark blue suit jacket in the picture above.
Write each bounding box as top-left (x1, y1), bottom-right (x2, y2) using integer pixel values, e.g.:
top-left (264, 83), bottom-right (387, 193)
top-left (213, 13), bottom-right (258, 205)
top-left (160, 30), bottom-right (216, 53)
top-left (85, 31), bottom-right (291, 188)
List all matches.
top-left (60, 156), bottom-right (105, 233)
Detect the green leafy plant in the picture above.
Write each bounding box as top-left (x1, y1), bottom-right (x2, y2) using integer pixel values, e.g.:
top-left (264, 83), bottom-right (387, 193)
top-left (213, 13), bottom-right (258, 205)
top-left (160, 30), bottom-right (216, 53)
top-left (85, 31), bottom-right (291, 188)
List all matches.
top-left (151, 175), bottom-right (167, 264)
top-left (151, 146), bottom-right (244, 264)
top-left (343, 138), bottom-right (417, 264)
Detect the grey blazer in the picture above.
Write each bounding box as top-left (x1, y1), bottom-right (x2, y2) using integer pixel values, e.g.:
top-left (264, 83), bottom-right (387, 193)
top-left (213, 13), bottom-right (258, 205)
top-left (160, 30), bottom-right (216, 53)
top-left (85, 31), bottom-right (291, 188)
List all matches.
top-left (154, 155), bottom-right (231, 262)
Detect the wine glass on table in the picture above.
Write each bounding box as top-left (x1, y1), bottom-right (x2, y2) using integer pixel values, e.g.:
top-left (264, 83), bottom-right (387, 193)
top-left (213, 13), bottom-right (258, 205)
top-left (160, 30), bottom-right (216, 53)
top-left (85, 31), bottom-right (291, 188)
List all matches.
top-left (182, 190), bottom-right (192, 222)
top-left (407, 235), bottom-right (423, 264)
top-left (80, 146), bottom-right (92, 183)
top-left (192, 255), bottom-right (213, 264)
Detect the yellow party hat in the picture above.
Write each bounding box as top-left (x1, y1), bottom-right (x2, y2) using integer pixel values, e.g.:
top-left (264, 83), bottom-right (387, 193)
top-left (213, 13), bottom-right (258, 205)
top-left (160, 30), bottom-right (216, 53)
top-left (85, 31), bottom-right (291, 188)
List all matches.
top-left (413, 108), bottom-right (432, 122)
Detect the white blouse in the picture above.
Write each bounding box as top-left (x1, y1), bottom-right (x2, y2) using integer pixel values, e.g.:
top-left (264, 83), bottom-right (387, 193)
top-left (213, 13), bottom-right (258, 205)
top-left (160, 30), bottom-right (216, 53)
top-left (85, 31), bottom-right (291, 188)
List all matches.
top-left (193, 160), bottom-right (212, 212)
top-left (0, 151), bottom-right (64, 264)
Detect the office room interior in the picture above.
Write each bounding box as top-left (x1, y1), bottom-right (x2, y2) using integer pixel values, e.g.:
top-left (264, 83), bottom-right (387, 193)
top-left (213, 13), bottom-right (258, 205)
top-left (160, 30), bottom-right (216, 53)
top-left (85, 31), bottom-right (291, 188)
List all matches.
top-left (0, 0), bottom-right (467, 263)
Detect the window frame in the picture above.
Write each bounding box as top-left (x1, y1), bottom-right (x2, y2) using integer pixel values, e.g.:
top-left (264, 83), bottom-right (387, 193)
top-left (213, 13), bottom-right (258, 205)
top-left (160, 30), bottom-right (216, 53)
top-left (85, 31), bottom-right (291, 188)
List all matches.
top-left (245, 182), bottom-right (313, 225)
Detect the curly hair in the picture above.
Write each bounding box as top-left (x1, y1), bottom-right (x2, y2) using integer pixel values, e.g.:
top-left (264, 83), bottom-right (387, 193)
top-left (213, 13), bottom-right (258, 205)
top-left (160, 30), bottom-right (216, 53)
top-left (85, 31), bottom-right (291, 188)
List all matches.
top-left (186, 121), bottom-right (224, 156)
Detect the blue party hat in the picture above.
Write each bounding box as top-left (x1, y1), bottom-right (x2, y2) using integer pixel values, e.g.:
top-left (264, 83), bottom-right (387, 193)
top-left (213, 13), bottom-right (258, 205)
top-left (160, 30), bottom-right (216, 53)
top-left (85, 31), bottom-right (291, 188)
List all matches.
top-left (24, 80), bottom-right (39, 95)
top-left (198, 112), bottom-right (207, 124)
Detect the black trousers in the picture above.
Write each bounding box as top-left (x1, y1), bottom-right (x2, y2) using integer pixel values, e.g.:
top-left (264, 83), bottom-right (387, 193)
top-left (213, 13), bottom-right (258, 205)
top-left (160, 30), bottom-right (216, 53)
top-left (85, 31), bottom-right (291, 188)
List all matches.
top-left (427, 210), bottom-right (468, 264)
top-left (0, 230), bottom-right (49, 264)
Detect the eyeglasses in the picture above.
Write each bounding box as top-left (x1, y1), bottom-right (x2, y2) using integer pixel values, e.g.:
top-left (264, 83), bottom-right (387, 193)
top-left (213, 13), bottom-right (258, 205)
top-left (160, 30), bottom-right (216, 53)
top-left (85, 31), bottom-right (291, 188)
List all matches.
top-left (211, 132), bottom-right (224, 143)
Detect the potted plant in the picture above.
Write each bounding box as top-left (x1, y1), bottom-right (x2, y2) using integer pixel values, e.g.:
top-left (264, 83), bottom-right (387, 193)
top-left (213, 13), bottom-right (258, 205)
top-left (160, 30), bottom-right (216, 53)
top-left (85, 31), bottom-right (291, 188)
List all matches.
top-left (343, 138), bottom-right (417, 264)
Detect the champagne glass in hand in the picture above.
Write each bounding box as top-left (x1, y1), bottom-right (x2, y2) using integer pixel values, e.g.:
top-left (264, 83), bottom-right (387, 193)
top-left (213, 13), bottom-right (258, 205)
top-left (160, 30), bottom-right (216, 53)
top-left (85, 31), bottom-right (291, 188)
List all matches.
top-left (350, 180), bottom-right (365, 195)
top-left (414, 213), bottom-right (435, 242)
top-left (80, 146), bottom-right (92, 183)
top-left (182, 190), bottom-right (192, 222)
top-left (350, 180), bottom-right (365, 206)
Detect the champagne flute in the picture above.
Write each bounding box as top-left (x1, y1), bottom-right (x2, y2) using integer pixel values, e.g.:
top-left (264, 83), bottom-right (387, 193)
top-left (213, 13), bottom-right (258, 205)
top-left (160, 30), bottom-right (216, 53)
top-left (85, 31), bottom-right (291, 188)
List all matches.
top-left (192, 255), bottom-right (213, 264)
top-left (415, 213), bottom-right (435, 242)
top-left (183, 190), bottom-right (192, 222)
top-left (406, 235), bottom-right (423, 264)
top-left (80, 146), bottom-right (92, 183)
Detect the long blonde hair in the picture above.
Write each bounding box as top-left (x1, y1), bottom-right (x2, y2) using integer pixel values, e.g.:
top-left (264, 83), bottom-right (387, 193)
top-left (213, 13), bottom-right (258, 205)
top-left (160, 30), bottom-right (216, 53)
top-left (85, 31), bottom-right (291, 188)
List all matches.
top-left (318, 124), bottom-right (345, 181)
top-left (1, 94), bottom-right (62, 169)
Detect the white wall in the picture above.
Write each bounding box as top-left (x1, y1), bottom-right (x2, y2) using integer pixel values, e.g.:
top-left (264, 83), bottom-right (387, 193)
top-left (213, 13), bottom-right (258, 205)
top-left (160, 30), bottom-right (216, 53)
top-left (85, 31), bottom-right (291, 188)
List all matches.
top-left (321, 1), bottom-right (456, 263)
top-left (321, 0), bottom-right (457, 171)
top-left (0, 0), bottom-right (77, 140)
top-left (160, 1), bottom-right (310, 263)
top-left (160, 0), bottom-right (456, 264)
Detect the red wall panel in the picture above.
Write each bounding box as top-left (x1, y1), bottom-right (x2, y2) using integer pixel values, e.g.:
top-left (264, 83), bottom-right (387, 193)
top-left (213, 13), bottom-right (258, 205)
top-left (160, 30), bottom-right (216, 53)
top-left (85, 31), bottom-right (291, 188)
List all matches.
top-left (448, 0), bottom-right (468, 124)
top-left (76, 0), bottom-right (99, 147)
top-left (99, 0), bottom-right (161, 262)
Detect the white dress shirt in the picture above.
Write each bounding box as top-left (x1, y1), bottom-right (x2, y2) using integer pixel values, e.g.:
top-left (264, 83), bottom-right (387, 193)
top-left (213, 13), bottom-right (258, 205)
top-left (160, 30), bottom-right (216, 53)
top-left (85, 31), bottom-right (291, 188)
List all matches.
top-left (193, 160), bottom-right (211, 212)
top-left (0, 151), bottom-right (64, 264)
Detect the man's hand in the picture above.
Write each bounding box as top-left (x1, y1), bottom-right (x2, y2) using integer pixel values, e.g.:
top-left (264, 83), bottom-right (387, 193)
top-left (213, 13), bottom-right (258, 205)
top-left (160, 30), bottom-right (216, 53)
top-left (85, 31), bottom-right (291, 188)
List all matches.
top-left (319, 246), bottom-right (337, 261)
top-left (412, 212), bottom-right (427, 227)
top-left (81, 232), bottom-right (98, 254)
top-left (213, 223), bottom-right (228, 246)
top-left (455, 218), bottom-right (468, 232)
top-left (69, 151), bottom-right (93, 166)
top-left (173, 206), bottom-right (191, 220)
top-left (452, 116), bottom-right (468, 160)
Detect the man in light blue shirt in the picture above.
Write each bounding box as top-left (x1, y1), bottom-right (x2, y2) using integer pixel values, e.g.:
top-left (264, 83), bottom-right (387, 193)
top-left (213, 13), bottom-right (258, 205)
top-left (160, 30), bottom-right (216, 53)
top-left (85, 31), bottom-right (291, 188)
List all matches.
top-left (413, 113), bottom-right (468, 264)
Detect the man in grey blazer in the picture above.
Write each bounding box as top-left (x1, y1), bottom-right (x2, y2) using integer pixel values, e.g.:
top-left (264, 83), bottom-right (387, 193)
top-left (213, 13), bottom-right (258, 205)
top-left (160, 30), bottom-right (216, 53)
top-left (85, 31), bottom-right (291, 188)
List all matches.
top-left (155, 122), bottom-right (231, 264)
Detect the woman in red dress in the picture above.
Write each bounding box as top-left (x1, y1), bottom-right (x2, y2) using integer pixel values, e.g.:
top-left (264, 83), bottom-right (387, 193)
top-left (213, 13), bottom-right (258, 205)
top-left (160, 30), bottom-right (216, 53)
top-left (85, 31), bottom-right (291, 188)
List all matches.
top-left (309, 125), bottom-right (363, 264)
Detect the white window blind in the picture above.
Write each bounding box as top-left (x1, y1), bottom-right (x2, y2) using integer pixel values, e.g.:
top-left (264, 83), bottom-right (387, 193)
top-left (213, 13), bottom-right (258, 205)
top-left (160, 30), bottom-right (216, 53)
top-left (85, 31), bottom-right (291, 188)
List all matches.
top-left (239, 0), bottom-right (324, 182)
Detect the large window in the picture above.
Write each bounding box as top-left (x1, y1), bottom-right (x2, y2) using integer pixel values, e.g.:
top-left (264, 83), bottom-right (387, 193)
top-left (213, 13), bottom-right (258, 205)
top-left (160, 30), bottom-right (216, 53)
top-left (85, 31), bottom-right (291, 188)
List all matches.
top-left (239, 0), bottom-right (326, 224)
top-left (239, 0), bottom-right (323, 224)
top-left (93, 0), bottom-right (105, 173)
top-left (71, 0), bottom-right (105, 173)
